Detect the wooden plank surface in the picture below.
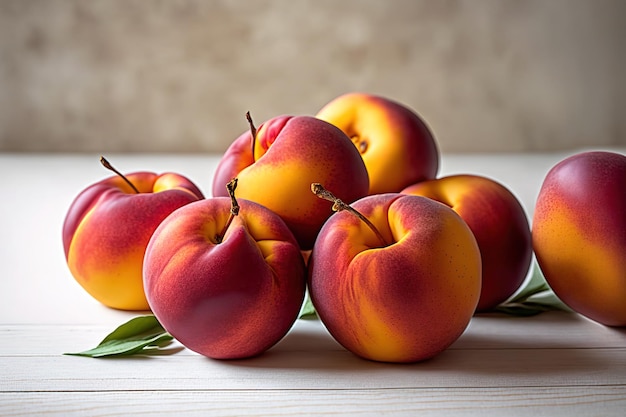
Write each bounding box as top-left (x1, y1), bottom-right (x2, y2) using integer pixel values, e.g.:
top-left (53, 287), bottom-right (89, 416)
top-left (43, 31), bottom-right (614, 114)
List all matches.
top-left (2, 387), bottom-right (626, 417)
top-left (2, 312), bottom-right (625, 356)
top-left (4, 346), bottom-right (626, 391)
top-left (2, 311), bottom-right (625, 416)
top-left (2, 313), bottom-right (625, 392)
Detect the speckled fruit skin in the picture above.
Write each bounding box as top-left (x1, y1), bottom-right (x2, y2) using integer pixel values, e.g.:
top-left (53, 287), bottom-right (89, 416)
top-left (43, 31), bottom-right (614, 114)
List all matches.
top-left (532, 151), bottom-right (626, 327)
top-left (212, 115), bottom-right (369, 250)
top-left (402, 174), bottom-right (532, 312)
top-left (62, 172), bottom-right (204, 311)
top-left (316, 92), bottom-right (439, 195)
top-left (143, 197), bottom-right (307, 359)
top-left (308, 193), bottom-right (481, 363)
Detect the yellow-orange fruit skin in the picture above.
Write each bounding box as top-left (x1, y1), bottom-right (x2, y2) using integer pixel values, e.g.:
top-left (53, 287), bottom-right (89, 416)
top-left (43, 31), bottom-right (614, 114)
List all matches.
top-left (316, 92), bottom-right (439, 195)
top-left (309, 193), bottom-right (481, 363)
top-left (532, 151), bottom-right (626, 327)
top-left (402, 175), bottom-right (532, 312)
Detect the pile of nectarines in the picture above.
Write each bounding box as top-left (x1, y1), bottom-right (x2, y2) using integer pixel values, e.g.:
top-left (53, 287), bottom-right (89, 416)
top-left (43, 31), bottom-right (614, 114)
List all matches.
top-left (62, 92), bottom-right (626, 363)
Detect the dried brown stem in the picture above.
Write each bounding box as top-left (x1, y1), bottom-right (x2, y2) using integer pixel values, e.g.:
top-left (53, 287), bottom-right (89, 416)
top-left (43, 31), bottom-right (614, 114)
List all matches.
top-left (246, 111), bottom-right (257, 159)
top-left (311, 183), bottom-right (389, 247)
top-left (100, 156), bottom-right (140, 194)
top-left (215, 178), bottom-right (240, 243)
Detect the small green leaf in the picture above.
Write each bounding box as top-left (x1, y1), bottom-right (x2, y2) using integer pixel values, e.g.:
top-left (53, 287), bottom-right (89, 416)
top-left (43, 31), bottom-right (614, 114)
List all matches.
top-left (298, 290), bottom-right (317, 319)
top-left (65, 315), bottom-right (175, 358)
top-left (495, 262), bottom-right (572, 316)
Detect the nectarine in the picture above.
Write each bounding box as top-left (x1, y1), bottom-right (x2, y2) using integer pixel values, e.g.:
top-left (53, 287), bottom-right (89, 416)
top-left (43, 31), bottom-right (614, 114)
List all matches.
top-left (212, 115), bottom-right (369, 249)
top-left (316, 92), bottom-right (439, 195)
top-left (144, 181), bottom-right (306, 359)
top-left (532, 151), bottom-right (626, 326)
top-left (308, 190), bottom-right (481, 362)
top-left (63, 158), bottom-right (204, 310)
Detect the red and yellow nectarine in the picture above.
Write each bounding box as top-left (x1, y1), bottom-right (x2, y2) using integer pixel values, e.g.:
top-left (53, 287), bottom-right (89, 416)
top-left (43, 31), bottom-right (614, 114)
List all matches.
top-left (316, 92), bottom-right (439, 195)
top-left (532, 151), bottom-right (626, 326)
top-left (308, 191), bottom-right (481, 363)
top-left (63, 160), bottom-right (204, 310)
top-left (143, 186), bottom-right (306, 359)
top-left (212, 115), bottom-right (369, 249)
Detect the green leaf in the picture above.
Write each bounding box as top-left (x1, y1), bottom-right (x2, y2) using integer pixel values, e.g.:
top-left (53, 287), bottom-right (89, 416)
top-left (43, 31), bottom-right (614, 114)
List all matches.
top-left (65, 315), bottom-right (175, 358)
top-left (298, 290), bottom-right (317, 319)
top-left (494, 262), bottom-right (572, 316)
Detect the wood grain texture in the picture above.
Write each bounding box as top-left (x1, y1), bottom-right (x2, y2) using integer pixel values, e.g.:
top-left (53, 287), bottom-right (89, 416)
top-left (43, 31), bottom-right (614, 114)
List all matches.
top-left (2, 387), bottom-right (626, 417)
top-left (2, 315), bottom-right (625, 393)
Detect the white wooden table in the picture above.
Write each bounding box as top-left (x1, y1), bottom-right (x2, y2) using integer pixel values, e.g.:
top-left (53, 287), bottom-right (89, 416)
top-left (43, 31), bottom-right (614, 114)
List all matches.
top-left (1, 151), bottom-right (625, 416)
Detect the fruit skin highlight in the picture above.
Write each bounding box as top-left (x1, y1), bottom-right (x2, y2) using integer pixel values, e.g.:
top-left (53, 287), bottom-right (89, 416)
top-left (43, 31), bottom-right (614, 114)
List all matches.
top-left (63, 171), bottom-right (204, 311)
top-left (532, 151), bottom-right (626, 327)
top-left (143, 197), bottom-right (306, 359)
top-left (316, 92), bottom-right (439, 195)
top-left (308, 193), bottom-right (481, 363)
top-left (402, 174), bottom-right (532, 312)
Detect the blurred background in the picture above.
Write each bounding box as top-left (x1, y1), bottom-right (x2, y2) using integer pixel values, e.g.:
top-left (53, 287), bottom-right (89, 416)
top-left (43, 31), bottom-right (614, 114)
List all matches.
top-left (1, 0), bottom-right (624, 154)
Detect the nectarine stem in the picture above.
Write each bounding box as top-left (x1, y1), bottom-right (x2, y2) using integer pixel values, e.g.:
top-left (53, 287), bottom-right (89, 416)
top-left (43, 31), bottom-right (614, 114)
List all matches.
top-left (311, 183), bottom-right (389, 247)
top-left (215, 178), bottom-right (240, 244)
top-left (246, 111), bottom-right (257, 159)
top-left (100, 156), bottom-right (140, 194)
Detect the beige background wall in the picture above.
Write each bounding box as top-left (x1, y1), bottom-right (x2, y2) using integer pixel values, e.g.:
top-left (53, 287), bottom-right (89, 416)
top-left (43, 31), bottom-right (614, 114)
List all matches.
top-left (1, 0), bottom-right (624, 154)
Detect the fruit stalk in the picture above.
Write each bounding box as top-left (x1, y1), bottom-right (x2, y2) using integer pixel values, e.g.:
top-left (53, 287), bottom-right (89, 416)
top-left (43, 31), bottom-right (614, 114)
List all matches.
top-left (246, 112), bottom-right (257, 159)
top-left (311, 182), bottom-right (389, 247)
top-left (215, 178), bottom-right (240, 243)
top-left (100, 156), bottom-right (140, 194)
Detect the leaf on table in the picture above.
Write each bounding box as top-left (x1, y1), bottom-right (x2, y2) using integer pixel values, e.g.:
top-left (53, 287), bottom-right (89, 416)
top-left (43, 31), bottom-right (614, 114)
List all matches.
top-left (298, 290), bottom-right (317, 319)
top-left (494, 262), bottom-right (572, 317)
top-left (64, 315), bottom-right (176, 358)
